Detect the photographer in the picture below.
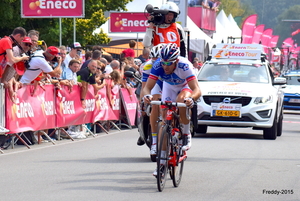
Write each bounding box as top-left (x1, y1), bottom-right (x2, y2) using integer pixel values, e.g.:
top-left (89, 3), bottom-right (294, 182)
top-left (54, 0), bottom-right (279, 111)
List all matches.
top-left (143, 2), bottom-right (187, 57)
top-left (20, 46), bottom-right (62, 85)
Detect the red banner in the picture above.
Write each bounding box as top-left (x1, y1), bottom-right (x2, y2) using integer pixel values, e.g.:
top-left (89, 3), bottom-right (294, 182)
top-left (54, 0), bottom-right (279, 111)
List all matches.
top-left (241, 14), bottom-right (257, 44)
top-left (6, 85), bottom-right (56, 134)
top-left (251, 24), bottom-right (265, 44)
top-left (269, 35), bottom-right (279, 48)
top-left (21, 0), bottom-right (84, 18)
top-left (110, 12), bottom-right (148, 33)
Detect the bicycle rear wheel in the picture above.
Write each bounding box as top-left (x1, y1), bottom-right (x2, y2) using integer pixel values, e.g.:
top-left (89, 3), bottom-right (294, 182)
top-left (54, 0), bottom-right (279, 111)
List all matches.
top-left (156, 125), bottom-right (170, 192)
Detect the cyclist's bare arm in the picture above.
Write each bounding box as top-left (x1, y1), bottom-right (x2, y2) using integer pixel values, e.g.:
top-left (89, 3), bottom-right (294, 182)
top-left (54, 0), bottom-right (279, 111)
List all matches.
top-left (186, 79), bottom-right (201, 104)
top-left (142, 78), bottom-right (156, 103)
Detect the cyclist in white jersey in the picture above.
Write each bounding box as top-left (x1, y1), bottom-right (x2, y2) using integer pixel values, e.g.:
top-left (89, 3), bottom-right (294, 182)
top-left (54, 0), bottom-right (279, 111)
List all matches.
top-left (143, 43), bottom-right (201, 175)
top-left (138, 44), bottom-right (164, 160)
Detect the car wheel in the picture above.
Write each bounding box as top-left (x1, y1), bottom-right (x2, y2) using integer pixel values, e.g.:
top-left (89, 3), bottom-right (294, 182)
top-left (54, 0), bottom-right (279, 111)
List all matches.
top-left (196, 125), bottom-right (207, 134)
top-left (263, 111), bottom-right (277, 140)
top-left (277, 107), bottom-right (283, 137)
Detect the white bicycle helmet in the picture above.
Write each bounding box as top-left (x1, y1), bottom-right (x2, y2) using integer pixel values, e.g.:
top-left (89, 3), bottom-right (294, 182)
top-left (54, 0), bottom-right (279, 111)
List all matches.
top-left (134, 58), bottom-right (142, 66)
top-left (160, 43), bottom-right (180, 61)
top-left (150, 44), bottom-right (164, 58)
top-left (160, 1), bottom-right (180, 15)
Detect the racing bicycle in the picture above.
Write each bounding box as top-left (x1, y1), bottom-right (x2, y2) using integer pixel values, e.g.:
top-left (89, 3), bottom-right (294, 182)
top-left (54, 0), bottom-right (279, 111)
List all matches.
top-left (151, 100), bottom-right (189, 192)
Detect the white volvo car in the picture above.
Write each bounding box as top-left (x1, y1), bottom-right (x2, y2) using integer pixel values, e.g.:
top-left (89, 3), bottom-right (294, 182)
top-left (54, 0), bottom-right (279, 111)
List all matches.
top-left (195, 44), bottom-right (286, 140)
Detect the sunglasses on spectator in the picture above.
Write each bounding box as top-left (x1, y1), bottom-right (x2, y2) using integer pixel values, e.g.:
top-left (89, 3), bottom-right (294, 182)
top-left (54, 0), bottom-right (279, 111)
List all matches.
top-left (58, 53), bottom-right (66, 55)
top-left (25, 43), bottom-right (31, 47)
top-left (161, 60), bottom-right (176, 66)
top-left (97, 67), bottom-right (101, 70)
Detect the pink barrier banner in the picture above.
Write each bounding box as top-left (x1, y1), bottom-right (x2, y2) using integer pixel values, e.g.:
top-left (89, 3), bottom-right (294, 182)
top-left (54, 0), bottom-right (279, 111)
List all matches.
top-left (21, 0), bottom-right (84, 18)
top-left (93, 80), bottom-right (120, 122)
top-left (188, 7), bottom-right (216, 31)
top-left (241, 14), bottom-right (257, 44)
top-left (120, 88), bottom-right (138, 126)
top-left (5, 85), bottom-right (56, 133)
top-left (55, 85), bottom-right (95, 127)
top-left (5, 83), bottom-right (135, 133)
top-left (251, 24), bottom-right (265, 44)
top-left (201, 8), bottom-right (216, 31)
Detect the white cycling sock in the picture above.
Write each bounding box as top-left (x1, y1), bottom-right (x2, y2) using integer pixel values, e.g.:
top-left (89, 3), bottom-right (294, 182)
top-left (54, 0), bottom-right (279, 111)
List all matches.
top-left (160, 150), bottom-right (166, 164)
top-left (181, 123), bottom-right (190, 134)
top-left (152, 132), bottom-right (157, 145)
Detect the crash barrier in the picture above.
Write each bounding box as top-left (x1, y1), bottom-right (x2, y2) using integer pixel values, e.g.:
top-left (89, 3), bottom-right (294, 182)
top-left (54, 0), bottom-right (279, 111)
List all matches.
top-left (3, 83), bottom-right (139, 148)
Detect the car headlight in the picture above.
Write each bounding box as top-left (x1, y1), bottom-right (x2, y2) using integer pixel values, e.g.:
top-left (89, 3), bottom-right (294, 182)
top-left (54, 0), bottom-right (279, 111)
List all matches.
top-left (254, 95), bottom-right (273, 104)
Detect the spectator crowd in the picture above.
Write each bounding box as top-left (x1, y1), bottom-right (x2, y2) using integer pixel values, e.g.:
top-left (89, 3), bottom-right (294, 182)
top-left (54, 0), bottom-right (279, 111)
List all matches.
top-left (0, 24), bottom-right (203, 149)
top-left (0, 27), bottom-right (146, 147)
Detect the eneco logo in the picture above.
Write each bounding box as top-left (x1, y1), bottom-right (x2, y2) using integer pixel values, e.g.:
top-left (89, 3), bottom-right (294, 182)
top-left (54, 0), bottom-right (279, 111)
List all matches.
top-left (28, 0), bottom-right (77, 15)
top-left (113, 15), bottom-right (148, 30)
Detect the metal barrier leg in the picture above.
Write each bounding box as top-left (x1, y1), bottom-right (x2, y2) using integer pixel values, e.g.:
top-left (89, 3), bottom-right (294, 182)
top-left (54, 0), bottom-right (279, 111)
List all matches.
top-left (82, 124), bottom-right (97, 137)
top-left (95, 122), bottom-right (109, 134)
top-left (59, 128), bottom-right (74, 141)
top-left (34, 130), bottom-right (55, 145)
top-left (13, 133), bottom-right (31, 149)
top-left (108, 121), bottom-right (121, 131)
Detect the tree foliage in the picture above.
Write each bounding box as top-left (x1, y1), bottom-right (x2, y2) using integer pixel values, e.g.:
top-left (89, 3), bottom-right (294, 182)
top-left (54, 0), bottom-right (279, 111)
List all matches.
top-left (0, 0), bottom-right (133, 47)
top-left (240, 0), bottom-right (300, 44)
top-left (275, 5), bottom-right (300, 45)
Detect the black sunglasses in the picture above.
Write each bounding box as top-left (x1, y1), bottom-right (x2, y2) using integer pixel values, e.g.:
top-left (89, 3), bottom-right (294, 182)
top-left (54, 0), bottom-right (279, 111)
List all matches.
top-left (25, 43), bottom-right (31, 47)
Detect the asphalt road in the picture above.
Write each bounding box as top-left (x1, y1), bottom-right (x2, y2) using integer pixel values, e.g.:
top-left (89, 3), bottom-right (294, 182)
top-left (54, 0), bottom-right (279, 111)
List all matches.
top-left (1, 111), bottom-right (299, 201)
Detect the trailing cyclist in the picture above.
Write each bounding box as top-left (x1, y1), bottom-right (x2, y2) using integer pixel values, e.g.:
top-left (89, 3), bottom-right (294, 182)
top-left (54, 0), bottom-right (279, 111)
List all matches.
top-left (143, 43), bottom-right (201, 176)
top-left (137, 44), bottom-right (164, 161)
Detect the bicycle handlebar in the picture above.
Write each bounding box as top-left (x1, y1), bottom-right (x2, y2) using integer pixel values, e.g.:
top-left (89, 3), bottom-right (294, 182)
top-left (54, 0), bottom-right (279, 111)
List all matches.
top-left (151, 101), bottom-right (187, 108)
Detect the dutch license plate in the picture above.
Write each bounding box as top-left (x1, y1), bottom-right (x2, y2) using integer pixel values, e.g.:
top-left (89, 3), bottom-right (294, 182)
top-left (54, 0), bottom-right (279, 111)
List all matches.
top-left (289, 99), bottom-right (300, 103)
top-left (214, 110), bottom-right (240, 117)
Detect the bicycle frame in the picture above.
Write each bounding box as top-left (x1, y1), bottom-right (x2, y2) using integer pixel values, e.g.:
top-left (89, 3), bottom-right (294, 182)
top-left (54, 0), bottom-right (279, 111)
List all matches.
top-left (151, 100), bottom-right (189, 191)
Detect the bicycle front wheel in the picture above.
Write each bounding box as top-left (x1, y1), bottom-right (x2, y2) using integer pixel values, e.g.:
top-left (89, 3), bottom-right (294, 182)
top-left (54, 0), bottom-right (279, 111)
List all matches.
top-left (170, 153), bottom-right (184, 187)
top-left (156, 125), bottom-right (170, 192)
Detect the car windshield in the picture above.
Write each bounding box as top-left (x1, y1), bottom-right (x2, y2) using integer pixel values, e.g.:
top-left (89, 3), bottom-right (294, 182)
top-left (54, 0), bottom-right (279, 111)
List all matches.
top-left (197, 63), bottom-right (269, 83)
top-left (284, 76), bottom-right (300, 85)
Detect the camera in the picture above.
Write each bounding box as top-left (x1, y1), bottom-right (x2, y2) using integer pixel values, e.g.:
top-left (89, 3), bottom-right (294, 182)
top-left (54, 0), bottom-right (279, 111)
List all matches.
top-left (38, 40), bottom-right (45, 46)
top-left (145, 4), bottom-right (169, 25)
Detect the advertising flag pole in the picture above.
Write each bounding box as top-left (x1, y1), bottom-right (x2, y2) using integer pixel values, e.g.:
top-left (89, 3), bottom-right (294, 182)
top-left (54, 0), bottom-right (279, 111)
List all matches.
top-left (73, 18), bottom-right (76, 42)
top-left (59, 18), bottom-right (62, 47)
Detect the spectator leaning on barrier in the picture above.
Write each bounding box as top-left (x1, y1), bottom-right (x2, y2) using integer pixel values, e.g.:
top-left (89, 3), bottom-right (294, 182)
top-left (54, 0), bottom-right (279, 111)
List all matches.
top-left (81, 50), bottom-right (101, 70)
top-left (143, 2), bottom-right (187, 57)
top-left (19, 46), bottom-right (62, 85)
top-left (80, 51), bottom-right (92, 69)
top-left (60, 59), bottom-right (82, 93)
top-left (58, 46), bottom-right (67, 78)
top-left (77, 59), bottom-right (99, 109)
top-left (28, 30), bottom-right (47, 52)
top-left (0, 27), bottom-right (30, 102)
